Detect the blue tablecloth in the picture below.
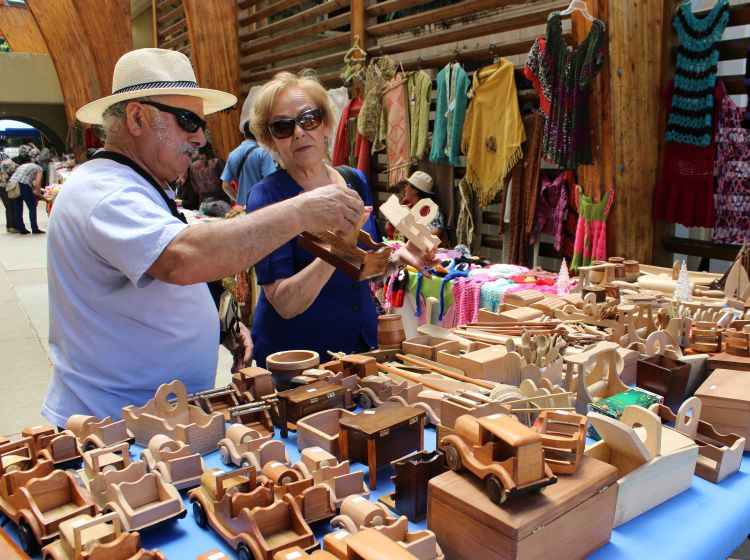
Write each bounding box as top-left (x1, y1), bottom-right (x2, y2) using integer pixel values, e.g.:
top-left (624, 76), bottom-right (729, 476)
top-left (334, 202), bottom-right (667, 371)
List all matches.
top-left (3, 426), bottom-right (749, 559)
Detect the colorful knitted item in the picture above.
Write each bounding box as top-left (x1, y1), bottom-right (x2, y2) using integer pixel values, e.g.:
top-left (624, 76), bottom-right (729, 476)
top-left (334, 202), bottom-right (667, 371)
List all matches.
top-left (408, 70), bottom-right (432, 160)
top-left (666, 0), bottom-right (729, 147)
top-left (571, 185), bottom-right (614, 270)
top-left (451, 277), bottom-right (482, 326)
top-left (540, 12), bottom-right (606, 169)
top-left (524, 36), bottom-right (551, 115)
top-left (480, 279), bottom-right (512, 313)
top-left (532, 171), bottom-right (573, 252)
top-left (430, 63), bottom-right (470, 167)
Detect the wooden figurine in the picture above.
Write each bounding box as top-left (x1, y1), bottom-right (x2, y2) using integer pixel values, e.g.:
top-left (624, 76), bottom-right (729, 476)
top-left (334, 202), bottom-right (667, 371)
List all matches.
top-left (266, 350), bottom-right (321, 391)
top-left (121, 380), bottom-right (226, 455)
top-left (586, 405), bottom-right (698, 527)
top-left (531, 410), bottom-right (587, 475)
top-left (649, 397), bottom-right (745, 483)
top-left (65, 416), bottom-right (134, 452)
top-left (338, 403), bottom-right (426, 490)
top-left (276, 381), bottom-right (347, 438)
top-left (297, 227), bottom-right (391, 281)
top-left (296, 408), bottom-right (357, 460)
top-left (695, 368), bottom-right (750, 451)
top-left (379, 194), bottom-right (441, 253)
top-left (295, 448), bottom-right (370, 509)
top-left (441, 413), bottom-right (556, 505)
top-left (378, 449), bottom-right (446, 521)
top-left (41, 512), bottom-right (167, 560)
top-left (217, 424), bottom-right (287, 470)
top-left (22, 425), bottom-right (82, 469)
top-left (189, 467), bottom-right (317, 560)
top-left (140, 435), bottom-right (205, 490)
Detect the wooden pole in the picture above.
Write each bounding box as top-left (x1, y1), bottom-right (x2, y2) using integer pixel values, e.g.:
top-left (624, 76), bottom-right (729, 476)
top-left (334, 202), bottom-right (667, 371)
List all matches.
top-left (377, 363), bottom-right (451, 392)
top-left (395, 354), bottom-right (496, 390)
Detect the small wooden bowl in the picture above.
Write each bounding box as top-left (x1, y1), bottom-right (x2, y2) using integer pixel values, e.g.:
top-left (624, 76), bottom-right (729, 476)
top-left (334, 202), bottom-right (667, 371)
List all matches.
top-left (266, 350), bottom-right (320, 391)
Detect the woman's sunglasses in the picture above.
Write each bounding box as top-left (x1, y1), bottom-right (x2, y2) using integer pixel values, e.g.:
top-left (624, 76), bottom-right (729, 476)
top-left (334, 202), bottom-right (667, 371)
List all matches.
top-left (268, 108), bottom-right (323, 139)
top-left (138, 100), bottom-right (207, 134)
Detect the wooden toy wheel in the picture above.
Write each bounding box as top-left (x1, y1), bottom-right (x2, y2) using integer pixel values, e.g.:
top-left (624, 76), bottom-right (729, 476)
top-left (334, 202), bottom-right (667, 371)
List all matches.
top-left (192, 501), bottom-right (207, 528)
top-left (237, 543), bottom-right (255, 560)
top-left (358, 393), bottom-right (374, 409)
top-left (219, 445), bottom-right (231, 465)
top-left (18, 519), bottom-right (38, 554)
top-left (485, 476), bottom-right (506, 505)
top-left (444, 445), bottom-right (462, 472)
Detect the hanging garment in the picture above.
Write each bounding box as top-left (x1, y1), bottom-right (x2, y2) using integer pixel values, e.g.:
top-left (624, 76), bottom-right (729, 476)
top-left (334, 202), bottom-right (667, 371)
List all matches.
top-left (408, 70), bottom-right (432, 161)
top-left (532, 171), bottom-right (572, 252)
top-left (430, 63), bottom-right (470, 167)
top-left (327, 87), bottom-right (350, 158)
top-left (541, 12), bottom-right (606, 169)
top-left (667, 0), bottom-right (729, 146)
top-left (561, 178), bottom-right (579, 262)
top-left (653, 80), bottom-right (723, 228)
top-left (744, 43), bottom-right (750, 130)
top-left (714, 93), bottom-right (750, 244)
top-left (456, 176), bottom-right (476, 249)
top-left (358, 56), bottom-right (397, 152)
top-left (571, 185), bottom-right (614, 271)
top-left (332, 96), bottom-right (371, 173)
top-left (461, 58), bottom-right (526, 207)
top-left (524, 36), bottom-right (551, 115)
top-left (383, 74), bottom-right (412, 186)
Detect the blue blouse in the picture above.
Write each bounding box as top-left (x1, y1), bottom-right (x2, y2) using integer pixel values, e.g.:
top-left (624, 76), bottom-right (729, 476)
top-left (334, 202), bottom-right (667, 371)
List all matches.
top-left (246, 168), bottom-right (379, 367)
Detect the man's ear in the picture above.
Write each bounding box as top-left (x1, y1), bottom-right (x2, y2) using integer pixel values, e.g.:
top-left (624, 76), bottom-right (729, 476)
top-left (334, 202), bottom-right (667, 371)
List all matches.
top-left (125, 102), bottom-right (146, 137)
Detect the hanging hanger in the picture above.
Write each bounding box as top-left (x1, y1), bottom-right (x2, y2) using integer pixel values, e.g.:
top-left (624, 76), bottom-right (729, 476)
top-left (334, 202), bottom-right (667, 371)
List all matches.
top-left (452, 48), bottom-right (460, 64)
top-left (416, 56), bottom-right (423, 70)
top-left (559, 0), bottom-right (595, 21)
top-left (489, 43), bottom-right (499, 64)
top-left (344, 34), bottom-right (367, 63)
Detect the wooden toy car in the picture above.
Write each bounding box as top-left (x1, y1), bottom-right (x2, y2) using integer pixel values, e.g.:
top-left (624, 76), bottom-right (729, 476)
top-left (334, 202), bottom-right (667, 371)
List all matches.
top-left (295, 448), bottom-right (370, 509)
top-left (323, 526), bottom-right (424, 560)
top-left (189, 466), bottom-right (317, 560)
top-left (79, 443), bottom-right (132, 490)
top-left (273, 547), bottom-right (338, 560)
top-left (41, 512), bottom-right (167, 560)
top-left (440, 413), bottom-right (556, 504)
top-left (140, 434), bottom-right (205, 490)
top-left (261, 459), bottom-right (336, 524)
top-left (121, 380), bottom-right (226, 455)
top-left (218, 424), bottom-right (288, 470)
top-left (66, 416), bottom-right (134, 452)
top-left (28, 427), bottom-right (83, 470)
top-left (1, 468), bottom-right (96, 554)
top-left (0, 437), bottom-right (36, 473)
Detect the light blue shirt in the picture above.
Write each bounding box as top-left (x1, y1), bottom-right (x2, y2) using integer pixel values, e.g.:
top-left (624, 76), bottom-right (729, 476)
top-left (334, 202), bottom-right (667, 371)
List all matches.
top-left (220, 140), bottom-right (276, 208)
top-left (42, 158), bottom-right (219, 426)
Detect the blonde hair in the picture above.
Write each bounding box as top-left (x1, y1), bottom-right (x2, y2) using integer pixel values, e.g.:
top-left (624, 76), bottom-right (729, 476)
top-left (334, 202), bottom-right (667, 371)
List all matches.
top-left (250, 70), bottom-right (333, 151)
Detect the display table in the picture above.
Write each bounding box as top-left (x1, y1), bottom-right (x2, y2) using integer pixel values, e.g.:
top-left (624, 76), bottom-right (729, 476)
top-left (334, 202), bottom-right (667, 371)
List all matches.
top-left (2, 425), bottom-right (749, 559)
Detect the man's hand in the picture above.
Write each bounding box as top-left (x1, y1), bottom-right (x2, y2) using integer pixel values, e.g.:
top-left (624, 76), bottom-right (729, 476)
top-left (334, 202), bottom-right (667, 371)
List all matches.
top-left (223, 322), bottom-right (253, 373)
top-left (296, 185), bottom-right (364, 235)
top-left (392, 241), bottom-right (440, 278)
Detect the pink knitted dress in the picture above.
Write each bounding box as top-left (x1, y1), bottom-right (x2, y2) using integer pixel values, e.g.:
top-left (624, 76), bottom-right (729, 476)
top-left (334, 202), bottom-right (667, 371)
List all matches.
top-left (570, 185), bottom-right (614, 270)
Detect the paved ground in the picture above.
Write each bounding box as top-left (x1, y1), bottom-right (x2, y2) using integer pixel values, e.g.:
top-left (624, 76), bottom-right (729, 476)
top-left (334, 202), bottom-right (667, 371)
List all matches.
top-left (0, 202), bottom-right (233, 437)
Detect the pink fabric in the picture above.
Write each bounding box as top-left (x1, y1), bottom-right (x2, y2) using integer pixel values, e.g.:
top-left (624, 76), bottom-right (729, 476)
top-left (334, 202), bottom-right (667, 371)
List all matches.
top-left (452, 278), bottom-right (482, 326)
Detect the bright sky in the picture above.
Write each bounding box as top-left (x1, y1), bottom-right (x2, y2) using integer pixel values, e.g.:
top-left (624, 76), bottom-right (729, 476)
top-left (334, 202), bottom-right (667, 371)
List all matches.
top-left (0, 119), bottom-right (34, 131)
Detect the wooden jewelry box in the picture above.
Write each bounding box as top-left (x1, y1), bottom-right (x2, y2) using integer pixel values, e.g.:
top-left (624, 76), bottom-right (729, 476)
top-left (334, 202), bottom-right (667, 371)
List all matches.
top-left (275, 381), bottom-right (347, 438)
top-left (695, 368), bottom-right (750, 451)
top-left (427, 456), bottom-right (618, 560)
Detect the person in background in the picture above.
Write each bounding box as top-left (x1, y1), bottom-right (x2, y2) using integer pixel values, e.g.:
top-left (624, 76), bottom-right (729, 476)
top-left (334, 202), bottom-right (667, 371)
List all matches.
top-left (0, 149), bottom-right (19, 233)
top-left (8, 151), bottom-right (44, 235)
top-left (245, 71), bottom-right (436, 367)
top-left (188, 142), bottom-right (229, 206)
top-left (386, 170), bottom-right (445, 239)
top-left (221, 89), bottom-right (276, 208)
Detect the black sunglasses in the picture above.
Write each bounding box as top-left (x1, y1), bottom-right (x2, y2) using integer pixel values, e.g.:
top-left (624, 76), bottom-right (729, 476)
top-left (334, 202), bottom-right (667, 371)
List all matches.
top-left (268, 108), bottom-right (323, 139)
top-left (138, 100), bottom-right (206, 134)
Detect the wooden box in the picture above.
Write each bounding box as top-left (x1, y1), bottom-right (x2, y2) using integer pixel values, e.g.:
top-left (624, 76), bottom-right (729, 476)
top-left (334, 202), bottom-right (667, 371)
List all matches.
top-left (695, 368), bottom-right (750, 451)
top-left (437, 346), bottom-right (508, 381)
top-left (427, 456), bottom-right (618, 560)
top-left (276, 381), bottom-right (346, 438)
top-left (636, 355), bottom-right (691, 412)
top-left (401, 335), bottom-right (460, 361)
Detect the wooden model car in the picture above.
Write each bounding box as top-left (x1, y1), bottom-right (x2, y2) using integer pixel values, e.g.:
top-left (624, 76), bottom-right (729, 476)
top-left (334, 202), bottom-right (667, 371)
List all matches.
top-left (218, 424), bottom-right (287, 470)
top-left (66, 416), bottom-right (134, 452)
top-left (23, 426), bottom-right (83, 469)
top-left (440, 413), bottom-right (557, 504)
top-left (323, 527), bottom-right (423, 560)
top-left (296, 448), bottom-right (370, 509)
top-left (41, 512), bottom-right (166, 560)
top-left (261, 459), bottom-right (336, 524)
top-left (189, 466), bottom-right (317, 560)
top-left (0, 438), bottom-right (36, 473)
top-left (274, 547), bottom-right (337, 560)
top-left (140, 435), bottom-right (205, 490)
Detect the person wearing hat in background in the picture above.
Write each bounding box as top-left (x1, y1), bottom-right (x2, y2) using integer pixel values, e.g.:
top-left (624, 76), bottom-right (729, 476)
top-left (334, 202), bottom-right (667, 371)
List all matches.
top-left (386, 170), bottom-right (446, 240)
top-left (221, 87), bottom-right (277, 208)
top-left (41, 48), bottom-right (367, 427)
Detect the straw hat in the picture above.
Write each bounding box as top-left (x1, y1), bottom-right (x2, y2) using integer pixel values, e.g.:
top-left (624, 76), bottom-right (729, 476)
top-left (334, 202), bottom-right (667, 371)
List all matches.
top-left (76, 48), bottom-right (237, 125)
top-left (405, 170), bottom-right (434, 194)
top-left (238, 86), bottom-right (261, 133)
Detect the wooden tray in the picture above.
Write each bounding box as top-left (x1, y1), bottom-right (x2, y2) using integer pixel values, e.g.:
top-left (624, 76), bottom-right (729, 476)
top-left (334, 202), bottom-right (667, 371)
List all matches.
top-left (298, 230), bottom-right (391, 281)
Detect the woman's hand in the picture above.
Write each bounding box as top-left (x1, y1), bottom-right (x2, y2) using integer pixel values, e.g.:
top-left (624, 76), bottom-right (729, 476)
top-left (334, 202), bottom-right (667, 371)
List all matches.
top-left (392, 240), bottom-right (440, 278)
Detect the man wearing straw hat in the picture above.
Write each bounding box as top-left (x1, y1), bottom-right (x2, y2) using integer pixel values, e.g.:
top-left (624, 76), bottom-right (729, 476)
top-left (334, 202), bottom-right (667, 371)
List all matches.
top-left (41, 49), bottom-right (366, 426)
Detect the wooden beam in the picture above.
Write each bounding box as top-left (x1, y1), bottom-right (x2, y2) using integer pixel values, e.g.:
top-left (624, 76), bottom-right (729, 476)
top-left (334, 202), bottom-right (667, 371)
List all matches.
top-left (0, 4), bottom-right (48, 54)
top-left (242, 49), bottom-right (347, 84)
top-left (239, 0), bottom-right (300, 28)
top-left (365, 0), bottom-right (424, 18)
top-left (367, 0), bottom-right (517, 38)
top-left (183, 0), bottom-right (241, 160)
top-left (160, 31), bottom-right (190, 50)
top-left (242, 0), bottom-right (350, 42)
top-left (238, 0), bottom-right (266, 9)
top-left (397, 37), bottom-right (541, 72)
top-left (240, 32), bottom-right (349, 70)
top-left (662, 237), bottom-right (741, 262)
top-left (157, 4), bottom-right (184, 26)
top-left (240, 13), bottom-right (350, 56)
top-left (352, 0), bottom-right (366, 48)
top-left (159, 17), bottom-right (187, 41)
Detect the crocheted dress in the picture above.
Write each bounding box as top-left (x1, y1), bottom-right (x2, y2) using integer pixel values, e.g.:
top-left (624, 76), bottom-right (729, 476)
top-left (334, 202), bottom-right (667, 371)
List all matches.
top-left (714, 93), bottom-right (750, 244)
top-left (540, 12), bottom-right (606, 169)
top-left (571, 185), bottom-right (614, 270)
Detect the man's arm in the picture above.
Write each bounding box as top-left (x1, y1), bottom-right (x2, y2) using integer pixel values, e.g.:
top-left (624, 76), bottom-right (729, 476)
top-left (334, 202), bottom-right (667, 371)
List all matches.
top-left (147, 184), bottom-right (363, 285)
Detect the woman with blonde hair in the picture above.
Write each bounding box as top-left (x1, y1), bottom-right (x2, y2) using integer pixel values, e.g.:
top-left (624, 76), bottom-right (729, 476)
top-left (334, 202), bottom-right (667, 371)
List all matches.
top-left (246, 71), bottom-right (433, 367)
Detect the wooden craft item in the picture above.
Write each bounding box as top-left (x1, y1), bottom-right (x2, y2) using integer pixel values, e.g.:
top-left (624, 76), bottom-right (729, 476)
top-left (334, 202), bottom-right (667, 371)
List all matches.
top-left (198, 552), bottom-right (233, 560)
top-left (689, 321), bottom-right (723, 354)
top-left (323, 526), bottom-right (422, 560)
top-left (378, 449), bottom-right (446, 521)
top-left (378, 314), bottom-right (406, 350)
top-left (297, 228), bottom-right (391, 281)
top-left (503, 290), bottom-right (546, 307)
top-left (299, 455), bottom-right (370, 510)
top-left (121, 380), bottom-right (225, 455)
top-left (636, 355), bottom-right (691, 412)
top-left (81, 443), bottom-right (133, 489)
top-left (401, 335), bottom-right (460, 361)
top-left (266, 350), bottom-right (320, 391)
top-left (297, 408), bottom-right (357, 460)
top-left (227, 401), bottom-right (275, 438)
top-left (379, 194), bottom-right (441, 252)
top-left (582, 285), bottom-right (606, 303)
top-left (578, 262), bottom-right (617, 286)
top-left (188, 467), bottom-right (317, 560)
top-left (530, 295), bottom-right (570, 317)
top-left (695, 368), bottom-right (750, 451)
top-left (274, 547), bottom-right (338, 560)
top-left (188, 385), bottom-right (243, 422)
top-left (321, 354), bottom-right (379, 378)
top-left (649, 397), bottom-right (745, 483)
top-left (396, 353), bottom-right (494, 389)
top-left (427, 457), bottom-right (618, 560)
top-left (723, 323), bottom-right (750, 357)
top-left (622, 260), bottom-right (640, 282)
top-left (140, 434), bottom-right (205, 490)
top-left (417, 323), bottom-right (480, 352)
top-left (531, 411), bottom-right (586, 475)
top-left (217, 423), bottom-right (286, 470)
top-left (338, 403), bottom-right (425, 490)
top-left (440, 413), bottom-right (556, 504)
top-left (0, 529), bottom-right (26, 560)
top-left (262, 459), bottom-right (336, 525)
top-left (65, 416), bottom-right (134, 452)
top-left (331, 494), bottom-right (394, 533)
top-left (22, 426), bottom-right (82, 469)
top-left (276, 381), bottom-right (346, 438)
top-left (477, 306), bottom-right (545, 323)
top-left (233, 366), bottom-right (275, 401)
top-left (586, 405), bottom-right (698, 527)
top-left (436, 346), bottom-right (508, 381)
top-left (563, 341), bottom-right (630, 414)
